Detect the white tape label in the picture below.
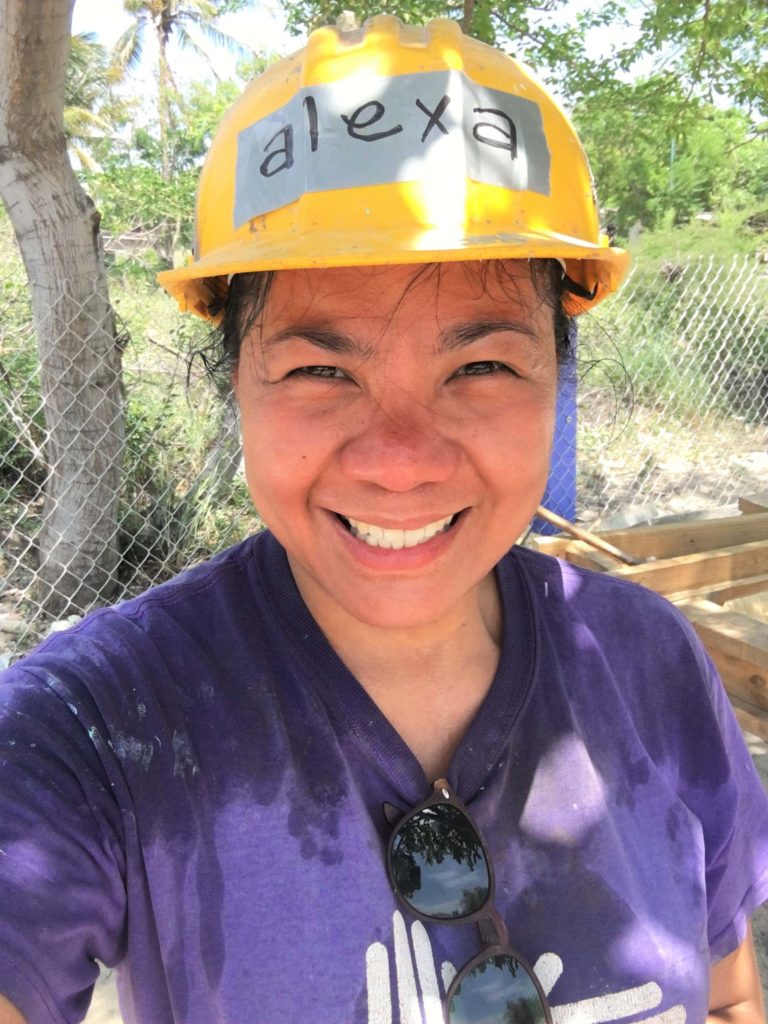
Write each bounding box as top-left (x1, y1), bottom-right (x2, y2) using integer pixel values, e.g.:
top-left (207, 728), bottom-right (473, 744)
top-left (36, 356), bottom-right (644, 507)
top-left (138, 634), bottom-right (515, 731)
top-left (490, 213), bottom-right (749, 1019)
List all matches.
top-left (234, 69), bottom-right (550, 226)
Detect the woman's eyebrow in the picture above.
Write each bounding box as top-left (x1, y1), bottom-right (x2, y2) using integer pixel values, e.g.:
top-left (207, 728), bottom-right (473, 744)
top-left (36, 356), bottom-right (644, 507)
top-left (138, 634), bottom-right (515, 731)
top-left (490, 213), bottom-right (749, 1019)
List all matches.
top-left (439, 319), bottom-right (538, 352)
top-left (263, 326), bottom-right (374, 359)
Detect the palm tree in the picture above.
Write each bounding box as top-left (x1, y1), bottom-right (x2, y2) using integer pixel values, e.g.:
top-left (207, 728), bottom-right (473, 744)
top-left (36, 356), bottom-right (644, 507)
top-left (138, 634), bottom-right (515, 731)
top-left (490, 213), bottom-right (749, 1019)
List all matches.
top-left (112, 1), bottom-right (252, 183)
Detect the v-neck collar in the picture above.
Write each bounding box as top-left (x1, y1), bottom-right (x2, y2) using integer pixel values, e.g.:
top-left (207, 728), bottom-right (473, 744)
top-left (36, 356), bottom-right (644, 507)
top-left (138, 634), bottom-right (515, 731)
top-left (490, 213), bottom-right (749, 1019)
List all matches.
top-left (250, 531), bottom-right (538, 806)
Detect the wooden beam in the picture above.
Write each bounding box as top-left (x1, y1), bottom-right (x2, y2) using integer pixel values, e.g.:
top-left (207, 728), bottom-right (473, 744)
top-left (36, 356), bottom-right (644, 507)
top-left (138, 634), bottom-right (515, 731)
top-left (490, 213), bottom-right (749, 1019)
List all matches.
top-left (674, 599), bottom-right (768, 736)
top-left (527, 535), bottom-right (571, 558)
top-left (608, 540), bottom-right (768, 594)
top-left (666, 574), bottom-right (768, 606)
top-left (708, 648), bottom-right (768, 712)
top-left (739, 492), bottom-right (768, 515)
top-left (723, 592), bottom-right (768, 624)
top-left (731, 696), bottom-right (768, 743)
top-left (676, 600), bottom-right (768, 671)
top-left (591, 512), bottom-right (768, 561)
top-left (558, 541), bottom-right (623, 572)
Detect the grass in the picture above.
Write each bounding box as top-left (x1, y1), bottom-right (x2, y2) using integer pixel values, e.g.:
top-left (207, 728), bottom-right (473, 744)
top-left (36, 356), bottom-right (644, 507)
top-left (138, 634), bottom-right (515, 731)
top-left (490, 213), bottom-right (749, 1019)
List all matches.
top-left (630, 203), bottom-right (768, 267)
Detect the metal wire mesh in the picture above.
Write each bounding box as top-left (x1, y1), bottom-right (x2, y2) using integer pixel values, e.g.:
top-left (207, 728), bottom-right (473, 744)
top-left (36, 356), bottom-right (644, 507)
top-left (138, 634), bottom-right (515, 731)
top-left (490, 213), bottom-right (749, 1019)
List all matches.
top-left (562, 253), bottom-right (768, 525)
top-left (1, 227), bottom-right (767, 661)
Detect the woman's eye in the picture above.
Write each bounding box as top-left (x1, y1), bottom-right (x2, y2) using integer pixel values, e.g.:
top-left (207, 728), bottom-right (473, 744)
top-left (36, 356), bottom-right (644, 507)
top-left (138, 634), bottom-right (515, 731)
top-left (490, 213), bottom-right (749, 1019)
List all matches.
top-left (454, 361), bottom-right (516, 377)
top-left (288, 365), bottom-right (346, 380)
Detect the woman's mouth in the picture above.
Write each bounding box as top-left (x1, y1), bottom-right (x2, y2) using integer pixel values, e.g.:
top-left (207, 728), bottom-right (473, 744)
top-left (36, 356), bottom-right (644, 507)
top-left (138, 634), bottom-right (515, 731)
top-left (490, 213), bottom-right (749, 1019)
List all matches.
top-left (335, 512), bottom-right (461, 550)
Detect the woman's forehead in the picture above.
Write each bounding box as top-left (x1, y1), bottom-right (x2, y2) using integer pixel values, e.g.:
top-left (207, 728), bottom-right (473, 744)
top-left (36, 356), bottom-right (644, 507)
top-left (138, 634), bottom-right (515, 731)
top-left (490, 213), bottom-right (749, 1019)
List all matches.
top-left (260, 260), bottom-right (546, 326)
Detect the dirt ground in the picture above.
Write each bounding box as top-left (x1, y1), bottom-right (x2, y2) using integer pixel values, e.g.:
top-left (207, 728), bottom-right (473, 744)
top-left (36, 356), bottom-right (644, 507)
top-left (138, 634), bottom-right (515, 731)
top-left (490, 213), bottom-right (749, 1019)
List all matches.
top-left (82, 732), bottom-right (768, 1024)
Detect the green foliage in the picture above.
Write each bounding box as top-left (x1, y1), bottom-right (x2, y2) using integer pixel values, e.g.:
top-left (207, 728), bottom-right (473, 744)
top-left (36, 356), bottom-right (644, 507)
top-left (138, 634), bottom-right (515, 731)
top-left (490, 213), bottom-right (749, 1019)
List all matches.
top-left (626, 0), bottom-right (768, 119)
top-left (86, 160), bottom-right (197, 241)
top-left (81, 71), bottom-right (250, 272)
top-left (574, 80), bottom-right (768, 234)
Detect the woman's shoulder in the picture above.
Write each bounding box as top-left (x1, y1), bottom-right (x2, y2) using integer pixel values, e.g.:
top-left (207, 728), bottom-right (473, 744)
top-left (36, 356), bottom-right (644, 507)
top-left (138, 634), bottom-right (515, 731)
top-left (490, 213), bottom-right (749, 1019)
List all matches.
top-left (508, 543), bottom-right (682, 618)
top-left (506, 543), bottom-right (713, 689)
top-left (3, 531), bottom-right (286, 692)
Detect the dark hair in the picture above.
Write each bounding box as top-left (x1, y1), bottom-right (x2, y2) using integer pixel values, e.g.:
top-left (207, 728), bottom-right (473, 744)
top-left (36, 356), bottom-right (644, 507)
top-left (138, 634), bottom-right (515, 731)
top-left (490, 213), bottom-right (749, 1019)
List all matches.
top-left (201, 258), bottom-right (575, 390)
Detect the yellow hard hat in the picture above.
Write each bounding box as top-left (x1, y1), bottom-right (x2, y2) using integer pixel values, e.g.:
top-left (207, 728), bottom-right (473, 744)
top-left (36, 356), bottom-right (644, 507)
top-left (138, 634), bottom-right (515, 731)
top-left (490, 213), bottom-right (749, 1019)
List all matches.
top-left (158, 15), bottom-right (629, 319)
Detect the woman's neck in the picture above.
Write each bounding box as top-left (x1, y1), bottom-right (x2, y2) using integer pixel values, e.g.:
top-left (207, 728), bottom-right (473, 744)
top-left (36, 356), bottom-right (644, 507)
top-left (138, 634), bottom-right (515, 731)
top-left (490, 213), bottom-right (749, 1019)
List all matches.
top-left (288, 562), bottom-right (503, 779)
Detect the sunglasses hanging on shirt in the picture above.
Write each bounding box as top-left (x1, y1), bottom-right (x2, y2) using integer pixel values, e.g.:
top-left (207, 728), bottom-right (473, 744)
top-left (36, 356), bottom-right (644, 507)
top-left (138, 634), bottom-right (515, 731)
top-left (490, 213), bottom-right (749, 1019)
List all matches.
top-left (384, 779), bottom-right (552, 1024)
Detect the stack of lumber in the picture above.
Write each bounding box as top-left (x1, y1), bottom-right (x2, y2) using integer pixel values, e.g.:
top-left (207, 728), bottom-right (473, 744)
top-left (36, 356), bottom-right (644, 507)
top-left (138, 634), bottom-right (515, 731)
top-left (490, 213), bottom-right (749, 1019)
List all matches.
top-left (530, 492), bottom-right (768, 740)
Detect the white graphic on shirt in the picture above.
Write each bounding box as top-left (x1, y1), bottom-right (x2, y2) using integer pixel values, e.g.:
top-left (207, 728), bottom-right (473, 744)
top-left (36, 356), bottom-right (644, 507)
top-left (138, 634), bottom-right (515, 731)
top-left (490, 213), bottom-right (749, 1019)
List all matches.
top-left (366, 912), bottom-right (687, 1024)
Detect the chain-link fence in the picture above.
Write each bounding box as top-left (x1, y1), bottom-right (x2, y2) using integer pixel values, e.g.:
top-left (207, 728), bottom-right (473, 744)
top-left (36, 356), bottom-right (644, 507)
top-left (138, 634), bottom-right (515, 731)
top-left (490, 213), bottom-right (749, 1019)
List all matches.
top-left (2, 226), bottom-right (768, 660)
top-left (569, 252), bottom-right (768, 524)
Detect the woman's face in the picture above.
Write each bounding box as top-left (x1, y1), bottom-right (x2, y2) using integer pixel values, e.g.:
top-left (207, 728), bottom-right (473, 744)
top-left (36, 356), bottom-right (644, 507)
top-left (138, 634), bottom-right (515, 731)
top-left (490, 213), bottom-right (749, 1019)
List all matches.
top-left (234, 261), bottom-right (559, 632)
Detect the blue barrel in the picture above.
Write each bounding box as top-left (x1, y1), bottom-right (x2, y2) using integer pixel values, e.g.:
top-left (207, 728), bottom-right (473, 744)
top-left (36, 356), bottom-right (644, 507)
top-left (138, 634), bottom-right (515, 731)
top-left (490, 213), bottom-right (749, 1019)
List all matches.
top-left (533, 322), bottom-right (577, 534)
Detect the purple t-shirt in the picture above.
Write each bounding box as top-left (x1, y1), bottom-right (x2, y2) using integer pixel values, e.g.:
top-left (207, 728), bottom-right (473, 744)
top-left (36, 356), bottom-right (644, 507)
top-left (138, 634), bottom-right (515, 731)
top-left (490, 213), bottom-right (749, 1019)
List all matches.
top-left (1, 532), bottom-right (767, 1024)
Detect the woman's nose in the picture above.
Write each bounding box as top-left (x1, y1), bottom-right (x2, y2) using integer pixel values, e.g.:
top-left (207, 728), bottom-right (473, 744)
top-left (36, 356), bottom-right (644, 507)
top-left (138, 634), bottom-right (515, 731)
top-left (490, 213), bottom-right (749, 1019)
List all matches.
top-left (338, 400), bottom-right (460, 491)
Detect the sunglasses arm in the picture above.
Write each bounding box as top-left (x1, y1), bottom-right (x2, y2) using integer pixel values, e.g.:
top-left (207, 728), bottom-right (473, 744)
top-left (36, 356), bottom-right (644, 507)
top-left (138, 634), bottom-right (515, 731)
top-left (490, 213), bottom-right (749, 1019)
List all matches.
top-left (478, 906), bottom-right (510, 950)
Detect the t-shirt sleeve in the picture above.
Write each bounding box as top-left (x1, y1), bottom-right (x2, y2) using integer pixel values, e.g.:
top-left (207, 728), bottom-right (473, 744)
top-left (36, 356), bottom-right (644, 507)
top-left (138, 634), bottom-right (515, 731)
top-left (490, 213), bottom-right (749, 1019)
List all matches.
top-left (672, 615), bottom-right (768, 964)
top-left (0, 655), bottom-right (127, 1023)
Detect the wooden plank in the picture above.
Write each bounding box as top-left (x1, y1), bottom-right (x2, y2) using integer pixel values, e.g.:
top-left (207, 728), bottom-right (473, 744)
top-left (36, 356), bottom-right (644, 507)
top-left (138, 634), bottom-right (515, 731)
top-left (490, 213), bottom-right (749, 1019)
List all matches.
top-left (560, 541), bottom-right (623, 572)
top-left (723, 592), bottom-right (768, 624)
top-left (591, 512), bottom-right (768, 561)
top-left (666, 574), bottom-right (768, 605)
top-left (527, 535), bottom-right (571, 558)
top-left (731, 696), bottom-right (768, 743)
top-left (675, 599), bottom-right (768, 735)
top-left (528, 534), bottom-right (629, 570)
top-left (707, 647), bottom-right (768, 712)
top-left (739, 492), bottom-right (768, 515)
top-left (677, 599), bottom-right (768, 671)
top-left (608, 540), bottom-right (768, 595)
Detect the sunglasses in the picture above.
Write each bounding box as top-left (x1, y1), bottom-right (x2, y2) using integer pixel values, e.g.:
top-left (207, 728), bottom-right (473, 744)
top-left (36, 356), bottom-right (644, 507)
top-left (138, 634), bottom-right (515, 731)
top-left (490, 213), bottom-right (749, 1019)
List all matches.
top-left (384, 779), bottom-right (552, 1024)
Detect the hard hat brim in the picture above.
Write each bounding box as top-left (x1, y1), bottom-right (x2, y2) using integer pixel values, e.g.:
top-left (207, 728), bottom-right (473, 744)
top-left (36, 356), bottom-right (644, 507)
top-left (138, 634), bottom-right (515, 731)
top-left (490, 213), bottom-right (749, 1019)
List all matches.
top-left (158, 228), bottom-right (630, 321)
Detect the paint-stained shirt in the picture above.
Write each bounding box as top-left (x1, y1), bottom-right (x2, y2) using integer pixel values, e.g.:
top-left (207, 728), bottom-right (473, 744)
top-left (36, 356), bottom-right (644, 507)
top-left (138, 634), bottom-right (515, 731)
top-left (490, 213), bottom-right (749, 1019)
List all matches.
top-left (0, 532), bottom-right (767, 1024)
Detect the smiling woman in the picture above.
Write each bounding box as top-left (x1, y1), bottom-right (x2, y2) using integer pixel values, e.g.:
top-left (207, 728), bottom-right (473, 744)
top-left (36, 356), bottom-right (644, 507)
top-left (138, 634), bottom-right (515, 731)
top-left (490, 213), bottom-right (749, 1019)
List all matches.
top-left (1, 14), bottom-right (768, 1024)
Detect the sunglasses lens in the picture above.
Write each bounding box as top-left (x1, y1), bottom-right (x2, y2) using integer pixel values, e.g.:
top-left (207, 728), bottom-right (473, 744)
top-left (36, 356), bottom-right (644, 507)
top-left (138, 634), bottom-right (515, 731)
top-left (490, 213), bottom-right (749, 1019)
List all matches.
top-left (448, 954), bottom-right (548, 1024)
top-left (390, 803), bottom-right (490, 918)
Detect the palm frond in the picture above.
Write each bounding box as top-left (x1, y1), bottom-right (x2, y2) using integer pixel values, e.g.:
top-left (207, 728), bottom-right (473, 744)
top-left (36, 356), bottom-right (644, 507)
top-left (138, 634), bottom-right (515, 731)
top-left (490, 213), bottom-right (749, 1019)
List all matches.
top-left (69, 144), bottom-right (102, 172)
top-left (68, 32), bottom-right (102, 73)
top-left (178, 0), bottom-right (219, 17)
top-left (176, 13), bottom-right (254, 59)
top-left (111, 22), bottom-right (145, 72)
top-left (173, 23), bottom-right (220, 77)
top-left (64, 107), bottom-right (113, 138)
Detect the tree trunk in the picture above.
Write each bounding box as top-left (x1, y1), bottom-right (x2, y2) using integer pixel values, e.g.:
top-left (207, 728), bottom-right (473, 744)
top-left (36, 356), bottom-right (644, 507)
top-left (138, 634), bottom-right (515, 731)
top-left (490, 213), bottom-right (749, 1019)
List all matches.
top-left (157, 30), bottom-right (172, 184)
top-left (155, 29), bottom-right (176, 268)
top-left (461, 0), bottom-right (476, 34)
top-left (0, 0), bottom-right (125, 616)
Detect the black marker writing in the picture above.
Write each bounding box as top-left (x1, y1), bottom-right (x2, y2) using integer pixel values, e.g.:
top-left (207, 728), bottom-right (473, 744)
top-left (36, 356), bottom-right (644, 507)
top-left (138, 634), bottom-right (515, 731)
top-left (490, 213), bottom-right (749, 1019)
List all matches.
top-left (303, 96), bottom-right (319, 152)
top-left (472, 107), bottom-right (517, 159)
top-left (260, 124), bottom-right (294, 177)
top-left (341, 101), bottom-right (403, 142)
top-left (415, 95), bottom-right (451, 142)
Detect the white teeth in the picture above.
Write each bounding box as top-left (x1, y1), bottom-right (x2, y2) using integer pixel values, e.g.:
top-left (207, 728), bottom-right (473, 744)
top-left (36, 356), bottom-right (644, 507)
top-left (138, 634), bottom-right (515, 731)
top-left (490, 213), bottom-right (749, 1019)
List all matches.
top-left (344, 514), bottom-right (455, 550)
